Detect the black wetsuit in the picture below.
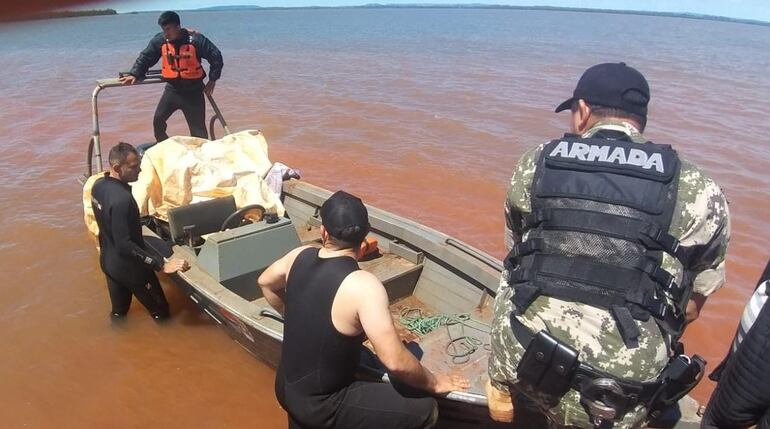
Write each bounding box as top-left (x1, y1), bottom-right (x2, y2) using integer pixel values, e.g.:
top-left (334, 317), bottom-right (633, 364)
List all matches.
top-left (128, 29), bottom-right (223, 142)
top-left (91, 173), bottom-right (169, 318)
top-left (701, 258), bottom-right (770, 429)
top-left (275, 248), bottom-right (436, 429)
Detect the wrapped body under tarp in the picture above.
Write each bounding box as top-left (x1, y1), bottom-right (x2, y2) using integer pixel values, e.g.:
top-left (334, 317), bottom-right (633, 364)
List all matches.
top-left (83, 130), bottom-right (285, 237)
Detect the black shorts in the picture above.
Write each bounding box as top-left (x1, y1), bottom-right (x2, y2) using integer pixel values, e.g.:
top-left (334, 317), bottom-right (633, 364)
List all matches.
top-left (279, 379), bottom-right (437, 429)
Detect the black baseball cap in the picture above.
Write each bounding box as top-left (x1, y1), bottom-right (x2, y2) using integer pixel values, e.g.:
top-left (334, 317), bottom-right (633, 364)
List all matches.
top-left (555, 62), bottom-right (650, 117)
top-left (320, 190), bottom-right (370, 243)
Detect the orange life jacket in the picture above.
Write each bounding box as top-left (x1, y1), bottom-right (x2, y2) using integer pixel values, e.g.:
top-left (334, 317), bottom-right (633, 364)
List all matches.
top-left (161, 36), bottom-right (204, 80)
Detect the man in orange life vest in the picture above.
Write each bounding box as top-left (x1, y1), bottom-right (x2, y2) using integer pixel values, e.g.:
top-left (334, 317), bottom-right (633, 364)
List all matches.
top-left (119, 11), bottom-right (223, 142)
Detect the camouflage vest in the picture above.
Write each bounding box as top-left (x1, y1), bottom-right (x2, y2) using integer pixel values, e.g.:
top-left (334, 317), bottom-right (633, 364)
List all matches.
top-left (505, 133), bottom-right (692, 348)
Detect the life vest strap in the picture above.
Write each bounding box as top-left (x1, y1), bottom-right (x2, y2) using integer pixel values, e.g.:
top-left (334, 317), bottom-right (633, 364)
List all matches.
top-left (611, 305), bottom-right (641, 348)
top-left (523, 207), bottom-right (690, 267)
top-left (507, 253), bottom-right (681, 321)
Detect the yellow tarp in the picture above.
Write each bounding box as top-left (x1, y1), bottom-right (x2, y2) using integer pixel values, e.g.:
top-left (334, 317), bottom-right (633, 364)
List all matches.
top-left (83, 173), bottom-right (101, 238)
top-left (83, 130), bottom-right (285, 237)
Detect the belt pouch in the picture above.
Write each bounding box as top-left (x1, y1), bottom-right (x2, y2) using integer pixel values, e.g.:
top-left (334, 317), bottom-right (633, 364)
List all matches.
top-left (516, 330), bottom-right (558, 388)
top-left (537, 340), bottom-right (579, 397)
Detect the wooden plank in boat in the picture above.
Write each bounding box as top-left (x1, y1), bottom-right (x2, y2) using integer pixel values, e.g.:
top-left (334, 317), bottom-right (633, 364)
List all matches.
top-left (388, 240), bottom-right (424, 265)
top-left (359, 253), bottom-right (422, 301)
top-left (359, 252), bottom-right (416, 279)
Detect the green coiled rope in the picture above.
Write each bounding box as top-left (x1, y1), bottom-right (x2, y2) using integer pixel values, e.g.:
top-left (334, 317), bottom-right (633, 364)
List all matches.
top-left (398, 307), bottom-right (489, 364)
top-left (399, 307), bottom-right (471, 336)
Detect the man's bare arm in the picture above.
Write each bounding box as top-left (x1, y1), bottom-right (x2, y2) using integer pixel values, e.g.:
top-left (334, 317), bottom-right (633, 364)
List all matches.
top-left (257, 246), bottom-right (310, 315)
top-left (353, 271), bottom-right (469, 394)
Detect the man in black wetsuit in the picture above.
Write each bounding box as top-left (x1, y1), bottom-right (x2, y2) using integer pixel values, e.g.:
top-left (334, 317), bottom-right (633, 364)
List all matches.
top-left (259, 191), bottom-right (469, 429)
top-left (91, 142), bottom-right (189, 320)
top-left (119, 11), bottom-right (223, 142)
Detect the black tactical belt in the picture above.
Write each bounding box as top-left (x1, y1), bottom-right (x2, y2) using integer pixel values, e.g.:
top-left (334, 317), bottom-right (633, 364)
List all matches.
top-left (508, 314), bottom-right (704, 422)
top-left (510, 315), bottom-right (660, 404)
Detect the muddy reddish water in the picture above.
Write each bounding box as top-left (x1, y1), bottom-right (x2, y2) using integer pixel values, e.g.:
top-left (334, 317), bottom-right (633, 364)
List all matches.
top-left (1, 8), bottom-right (769, 427)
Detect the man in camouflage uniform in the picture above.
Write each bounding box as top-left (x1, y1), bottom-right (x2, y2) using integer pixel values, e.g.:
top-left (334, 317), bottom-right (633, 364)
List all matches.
top-left (487, 63), bottom-right (730, 428)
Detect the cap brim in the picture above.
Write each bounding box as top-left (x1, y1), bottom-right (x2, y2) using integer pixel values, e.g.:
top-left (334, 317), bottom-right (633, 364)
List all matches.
top-left (555, 98), bottom-right (574, 113)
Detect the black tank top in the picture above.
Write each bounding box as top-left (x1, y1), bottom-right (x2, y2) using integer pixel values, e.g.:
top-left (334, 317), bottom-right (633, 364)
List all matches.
top-left (276, 247), bottom-right (364, 411)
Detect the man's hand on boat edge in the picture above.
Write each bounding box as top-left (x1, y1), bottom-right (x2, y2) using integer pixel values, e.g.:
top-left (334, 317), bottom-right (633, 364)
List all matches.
top-left (432, 373), bottom-right (470, 394)
top-left (162, 258), bottom-right (189, 274)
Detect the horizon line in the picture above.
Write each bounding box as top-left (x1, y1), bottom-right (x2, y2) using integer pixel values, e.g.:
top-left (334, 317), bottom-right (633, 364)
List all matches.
top-left (45, 3), bottom-right (770, 27)
top-left (115, 3), bottom-right (770, 26)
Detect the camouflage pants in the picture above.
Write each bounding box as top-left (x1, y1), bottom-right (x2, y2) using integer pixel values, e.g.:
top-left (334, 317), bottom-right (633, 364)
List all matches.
top-left (488, 271), bottom-right (669, 429)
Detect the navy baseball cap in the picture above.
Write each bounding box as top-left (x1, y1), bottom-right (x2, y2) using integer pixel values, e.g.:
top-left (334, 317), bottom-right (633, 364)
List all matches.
top-left (320, 190), bottom-right (370, 243)
top-left (555, 62), bottom-right (650, 117)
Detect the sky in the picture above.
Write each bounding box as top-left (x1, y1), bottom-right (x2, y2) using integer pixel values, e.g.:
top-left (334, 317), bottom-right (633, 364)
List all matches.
top-left (89, 0), bottom-right (770, 22)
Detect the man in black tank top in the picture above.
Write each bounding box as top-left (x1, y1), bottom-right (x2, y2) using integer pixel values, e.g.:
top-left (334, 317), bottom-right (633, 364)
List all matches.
top-left (258, 191), bottom-right (468, 429)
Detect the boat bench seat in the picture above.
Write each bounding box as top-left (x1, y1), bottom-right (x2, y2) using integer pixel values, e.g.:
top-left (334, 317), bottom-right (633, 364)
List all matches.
top-left (297, 224), bottom-right (421, 301)
top-left (359, 253), bottom-right (423, 302)
top-left (168, 196), bottom-right (237, 245)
